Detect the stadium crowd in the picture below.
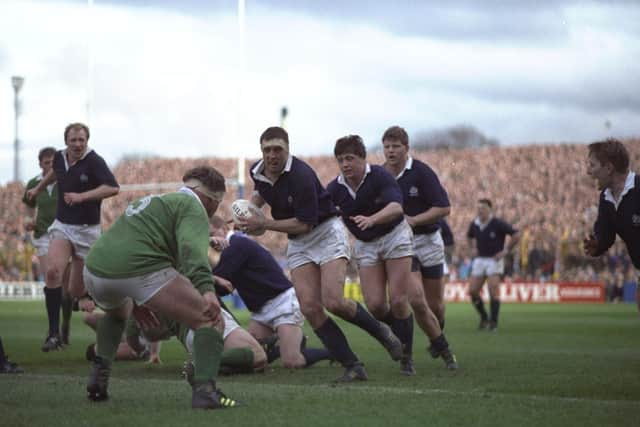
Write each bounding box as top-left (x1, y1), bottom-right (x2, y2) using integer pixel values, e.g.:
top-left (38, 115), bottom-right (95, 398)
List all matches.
top-left (2, 139), bottom-right (639, 302)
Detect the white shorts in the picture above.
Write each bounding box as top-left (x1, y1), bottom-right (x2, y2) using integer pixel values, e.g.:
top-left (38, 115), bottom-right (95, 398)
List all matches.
top-left (471, 257), bottom-right (504, 277)
top-left (32, 234), bottom-right (51, 257)
top-left (48, 219), bottom-right (101, 260)
top-left (354, 220), bottom-right (414, 267)
top-left (251, 287), bottom-right (304, 329)
top-left (84, 266), bottom-right (178, 310)
top-left (184, 308), bottom-right (241, 352)
top-left (413, 231), bottom-right (445, 268)
top-left (287, 217), bottom-right (351, 270)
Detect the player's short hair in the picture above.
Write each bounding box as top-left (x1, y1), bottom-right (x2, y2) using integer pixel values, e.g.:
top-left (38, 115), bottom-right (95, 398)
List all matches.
top-left (183, 166), bottom-right (226, 195)
top-left (64, 122), bottom-right (90, 142)
top-left (382, 126), bottom-right (409, 146)
top-left (588, 138), bottom-right (629, 174)
top-left (38, 147), bottom-right (56, 161)
top-left (260, 126), bottom-right (289, 145)
top-left (210, 215), bottom-right (227, 230)
top-left (334, 135), bottom-right (366, 158)
top-left (478, 198), bottom-right (492, 209)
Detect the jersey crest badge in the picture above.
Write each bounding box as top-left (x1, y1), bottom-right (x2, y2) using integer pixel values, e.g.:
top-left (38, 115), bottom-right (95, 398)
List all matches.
top-left (409, 186), bottom-right (419, 197)
top-left (80, 173), bottom-right (89, 183)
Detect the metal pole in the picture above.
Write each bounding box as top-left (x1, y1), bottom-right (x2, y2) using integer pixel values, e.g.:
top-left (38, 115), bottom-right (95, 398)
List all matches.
top-left (12, 76), bottom-right (24, 183)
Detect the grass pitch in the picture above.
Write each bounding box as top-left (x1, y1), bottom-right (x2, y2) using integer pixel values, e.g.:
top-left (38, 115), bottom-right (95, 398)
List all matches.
top-left (1, 301), bottom-right (639, 427)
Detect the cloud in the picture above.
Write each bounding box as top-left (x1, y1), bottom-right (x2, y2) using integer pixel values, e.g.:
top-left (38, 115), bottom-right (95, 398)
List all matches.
top-left (0, 0), bottom-right (638, 185)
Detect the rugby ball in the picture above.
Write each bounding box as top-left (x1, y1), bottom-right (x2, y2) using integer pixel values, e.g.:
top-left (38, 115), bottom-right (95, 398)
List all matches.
top-left (230, 199), bottom-right (266, 236)
top-left (231, 199), bottom-right (253, 224)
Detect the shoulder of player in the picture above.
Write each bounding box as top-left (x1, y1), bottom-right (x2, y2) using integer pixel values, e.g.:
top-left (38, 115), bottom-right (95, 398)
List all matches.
top-left (25, 176), bottom-right (40, 188)
top-left (368, 164), bottom-right (395, 180)
top-left (289, 156), bottom-right (318, 177)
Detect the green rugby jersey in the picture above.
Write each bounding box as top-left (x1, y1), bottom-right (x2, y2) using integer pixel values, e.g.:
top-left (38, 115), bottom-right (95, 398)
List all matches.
top-left (86, 190), bottom-right (216, 295)
top-left (22, 175), bottom-right (57, 239)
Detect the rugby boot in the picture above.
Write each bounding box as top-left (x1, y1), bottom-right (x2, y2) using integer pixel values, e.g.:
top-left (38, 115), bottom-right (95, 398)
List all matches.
top-left (400, 356), bottom-right (416, 376)
top-left (428, 345), bottom-right (459, 370)
top-left (0, 358), bottom-right (23, 374)
top-left (378, 323), bottom-right (403, 361)
top-left (87, 356), bottom-right (112, 401)
top-left (192, 380), bottom-right (241, 409)
top-left (334, 361), bottom-right (368, 383)
top-left (41, 334), bottom-right (63, 352)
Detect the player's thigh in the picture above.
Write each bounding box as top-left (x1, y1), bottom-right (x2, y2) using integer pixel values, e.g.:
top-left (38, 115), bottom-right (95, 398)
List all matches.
top-left (225, 326), bottom-right (262, 352)
top-left (290, 263), bottom-right (322, 309)
top-left (67, 257), bottom-right (85, 297)
top-left (359, 263), bottom-right (388, 309)
top-left (144, 274), bottom-right (210, 330)
top-left (423, 276), bottom-right (444, 305)
top-left (46, 239), bottom-right (73, 280)
top-left (468, 275), bottom-right (486, 294)
top-left (248, 319), bottom-right (274, 340)
top-left (319, 257), bottom-right (348, 301)
top-left (276, 324), bottom-right (304, 358)
top-left (384, 256), bottom-right (413, 300)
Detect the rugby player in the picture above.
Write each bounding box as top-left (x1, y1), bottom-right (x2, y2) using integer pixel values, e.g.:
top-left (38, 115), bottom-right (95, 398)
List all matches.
top-left (584, 138), bottom-right (640, 312)
top-left (328, 135), bottom-right (458, 375)
top-left (467, 199), bottom-right (520, 331)
top-left (209, 216), bottom-right (332, 369)
top-left (22, 147), bottom-right (73, 350)
top-left (238, 126), bottom-right (402, 383)
top-left (382, 127), bottom-right (458, 370)
top-left (81, 166), bottom-right (240, 409)
top-left (26, 123), bottom-right (119, 351)
top-left (382, 126), bottom-right (451, 326)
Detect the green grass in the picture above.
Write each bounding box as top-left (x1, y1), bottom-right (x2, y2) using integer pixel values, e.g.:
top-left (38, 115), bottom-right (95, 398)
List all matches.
top-left (1, 301), bottom-right (639, 426)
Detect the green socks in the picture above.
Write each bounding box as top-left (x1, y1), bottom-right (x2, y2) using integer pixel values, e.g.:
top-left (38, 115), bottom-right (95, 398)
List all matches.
top-left (193, 327), bottom-right (224, 383)
top-left (96, 315), bottom-right (126, 362)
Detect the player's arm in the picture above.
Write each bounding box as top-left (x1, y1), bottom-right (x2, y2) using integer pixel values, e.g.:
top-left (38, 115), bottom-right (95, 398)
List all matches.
top-left (495, 229), bottom-right (521, 260)
top-left (407, 206), bottom-right (451, 228)
top-left (250, 191), bottom-right (265, 208)
top-left (176, 203), bottom-right (218, 297)
top-left (64, 184), bottom-right (120, 206)
top-left (351, 201), bottom-right (404, 231)
top-left (25, 170), bottom-right (56, 200)
top-left (243, 187), bottom-right (313, 235)
top-left (407, 166), bottom-right (451, 227)
top-left (585, 201), bottom-right (616, 257)
top-left (466, 222), bottom-right (477, 257)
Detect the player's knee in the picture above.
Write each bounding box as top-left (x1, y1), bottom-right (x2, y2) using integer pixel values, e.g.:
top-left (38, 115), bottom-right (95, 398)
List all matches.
top-left (45, 266), bottom-right (61, 287)
top-left (300, 302), bottom-right (324, 325)
top-left (282, 353), bottom-right (305, 369)
top-left (322, 295), bottom-right (347, 316)
top-left (409, 295), bottom-right (428, 317)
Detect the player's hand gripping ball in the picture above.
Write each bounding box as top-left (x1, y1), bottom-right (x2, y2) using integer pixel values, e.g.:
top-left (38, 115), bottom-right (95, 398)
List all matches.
top-left (231, 199), bottom-right (266, 236)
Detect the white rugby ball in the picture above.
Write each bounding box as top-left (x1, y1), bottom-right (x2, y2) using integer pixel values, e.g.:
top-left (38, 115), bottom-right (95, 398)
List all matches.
top-left (231, 199), bottom-right (253, 224)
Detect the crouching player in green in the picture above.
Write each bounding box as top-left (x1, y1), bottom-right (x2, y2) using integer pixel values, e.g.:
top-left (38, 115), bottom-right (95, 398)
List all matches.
top-left (82, 166), bottom-right (241, 409)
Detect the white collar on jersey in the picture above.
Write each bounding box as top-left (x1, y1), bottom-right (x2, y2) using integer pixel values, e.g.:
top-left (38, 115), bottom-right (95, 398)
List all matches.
top-left (337, 163), bottom-right (371, 199)
top-left (62, 147), bottom-right (94, 171)
top-left (604, 171), bottom-right (636, 211)
top-left (394, 156), bottom-right (413, 179)
top-left (474, 216), bottom-right (493, 230)
top-left (251, 155), bottom-right (293, 186)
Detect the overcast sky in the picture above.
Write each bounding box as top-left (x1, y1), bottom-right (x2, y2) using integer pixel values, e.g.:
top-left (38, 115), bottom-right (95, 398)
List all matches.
top-left (0, 0), bottom-right (639, 184)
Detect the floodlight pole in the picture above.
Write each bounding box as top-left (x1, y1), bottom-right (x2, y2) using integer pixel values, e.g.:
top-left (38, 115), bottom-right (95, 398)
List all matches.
top-left (12, 76), bottom-right (24, 183)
